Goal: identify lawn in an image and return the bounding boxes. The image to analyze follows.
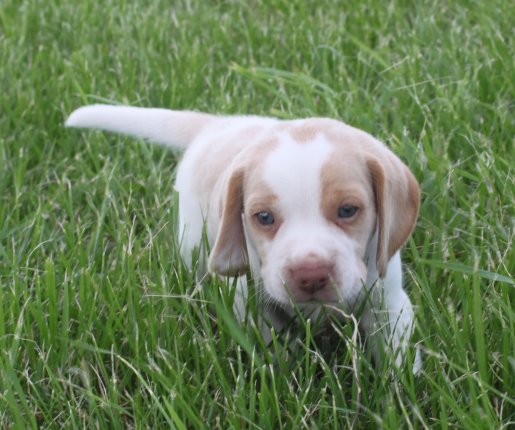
[0,0,513,428]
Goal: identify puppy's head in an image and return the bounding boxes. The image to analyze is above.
[209,120,419,308]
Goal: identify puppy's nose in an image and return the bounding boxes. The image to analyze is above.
[290,261,333,294]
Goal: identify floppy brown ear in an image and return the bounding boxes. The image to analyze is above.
[208,168,248,276]
[367,155,420,277]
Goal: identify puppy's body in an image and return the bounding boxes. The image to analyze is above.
[67,105,421,372]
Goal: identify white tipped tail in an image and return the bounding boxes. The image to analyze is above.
[65,104,213,148]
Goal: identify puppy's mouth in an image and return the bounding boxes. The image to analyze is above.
[292,293,341,304]
[283,280,341,304]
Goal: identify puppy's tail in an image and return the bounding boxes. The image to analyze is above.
[65,104,213,148]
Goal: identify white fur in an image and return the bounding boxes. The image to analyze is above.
[66,104,420,373]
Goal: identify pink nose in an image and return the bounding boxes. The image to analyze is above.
[289,260,334,294]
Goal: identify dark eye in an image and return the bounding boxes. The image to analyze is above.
[255,211,275,226]
[337,205,358,219]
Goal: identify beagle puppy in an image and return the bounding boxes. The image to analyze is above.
[66,105,421,372]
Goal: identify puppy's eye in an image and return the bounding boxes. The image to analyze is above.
[337,205,358,219]
[255,211,275,226]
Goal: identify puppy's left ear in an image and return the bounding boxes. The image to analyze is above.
[367,154,420,277]
[208,168,248,276]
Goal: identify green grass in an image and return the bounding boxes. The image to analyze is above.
[0,0,513,427]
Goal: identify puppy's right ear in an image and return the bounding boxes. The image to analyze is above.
[208,168,248,276]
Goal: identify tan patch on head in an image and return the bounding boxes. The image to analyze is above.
[286,119,342,143]
[320,152,377,256]
[289,123,321,142]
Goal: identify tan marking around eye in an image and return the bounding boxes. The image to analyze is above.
[320,152,377,257]
[245,181,282,242]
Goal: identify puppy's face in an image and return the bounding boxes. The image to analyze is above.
[209,122,419,309]
[243,136,376,306]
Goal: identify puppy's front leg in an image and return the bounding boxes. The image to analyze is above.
[233,276,273,344]
[383,283,419,372]
[361,252,420,373]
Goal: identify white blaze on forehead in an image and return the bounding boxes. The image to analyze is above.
[262,135,333,218]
